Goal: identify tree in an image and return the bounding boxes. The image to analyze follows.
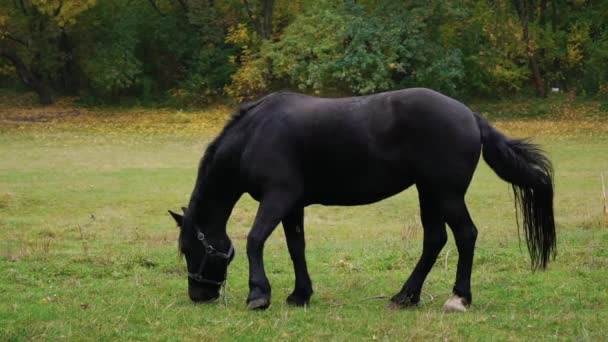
[241,0,274,40]
[511,0,546,97]
[0,0,95,104]
[227,1,465,99]
[2,0,608,104]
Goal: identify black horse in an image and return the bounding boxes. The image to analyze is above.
[169,88,555,312]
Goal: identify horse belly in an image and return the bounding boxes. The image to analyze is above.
[303,163,415,206]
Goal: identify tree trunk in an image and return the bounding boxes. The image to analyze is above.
[59,32,80,95]
[242,0,274,39]
[513,0,546,97]
[551,0,557,32]
[32,77,54,105]
[540,0,547,26]
[262,0,274,39]
[1,46,55,105]
[527,48,546,97]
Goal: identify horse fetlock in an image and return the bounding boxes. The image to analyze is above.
[452,287,472,305]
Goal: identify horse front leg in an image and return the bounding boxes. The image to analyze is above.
[282,207,313,306]
[246,190,298,310]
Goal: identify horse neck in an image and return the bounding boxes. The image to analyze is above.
[188,164,241,238]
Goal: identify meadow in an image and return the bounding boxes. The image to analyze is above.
[1,96,607,341]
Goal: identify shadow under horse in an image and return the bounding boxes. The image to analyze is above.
[169,88,555,312]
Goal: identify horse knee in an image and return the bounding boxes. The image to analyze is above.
[424,231,448,251]
[247,233,266,254]
[470,226,478,242]
[461,225,478,242]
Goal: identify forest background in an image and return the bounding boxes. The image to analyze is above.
[1,0,607,106]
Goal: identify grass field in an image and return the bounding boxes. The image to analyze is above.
[1,97,607,341]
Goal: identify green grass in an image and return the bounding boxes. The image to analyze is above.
[1,104,608,341]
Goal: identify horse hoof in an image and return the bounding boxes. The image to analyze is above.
[443,294,468,313]
[387,292,419,310]
[286,293,310,307]
[247,297,270,310]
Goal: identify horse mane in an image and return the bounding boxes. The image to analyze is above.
[192,93,280,200]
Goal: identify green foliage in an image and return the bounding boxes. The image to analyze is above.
[564,2,608,98]
[180,47,237,101]
[0,0,95,103]
[263,2,350,94]
[2,0,608,104]
[231,1,465,98]
[79,0,143,96]
[178,2,238,103]
[414,49,465,95]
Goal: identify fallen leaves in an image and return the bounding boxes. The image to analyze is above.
[495,119,608,139]
[0,100,233,138]
[0,95,606,139]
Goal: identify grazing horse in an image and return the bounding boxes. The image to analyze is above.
[169,88,555,312]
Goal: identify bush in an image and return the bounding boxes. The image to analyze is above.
[226,1,466,98]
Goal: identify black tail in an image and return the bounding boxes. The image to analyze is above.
[474,112,556,270]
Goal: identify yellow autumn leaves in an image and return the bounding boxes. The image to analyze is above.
[1,94,607,140]
[29,0,96,27]
[0,96,232,137]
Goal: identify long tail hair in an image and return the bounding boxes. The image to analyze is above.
[474,112,556,270]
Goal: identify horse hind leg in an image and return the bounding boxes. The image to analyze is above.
[389,187,447,309]
[441,196,478,313]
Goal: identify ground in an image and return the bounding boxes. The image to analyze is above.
[1,94,607,340]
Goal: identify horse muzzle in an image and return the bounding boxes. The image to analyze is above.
[189,285,220,303]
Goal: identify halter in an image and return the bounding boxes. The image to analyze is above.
[188,228,234,286]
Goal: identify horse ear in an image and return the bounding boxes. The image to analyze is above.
[168,210,183,227]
